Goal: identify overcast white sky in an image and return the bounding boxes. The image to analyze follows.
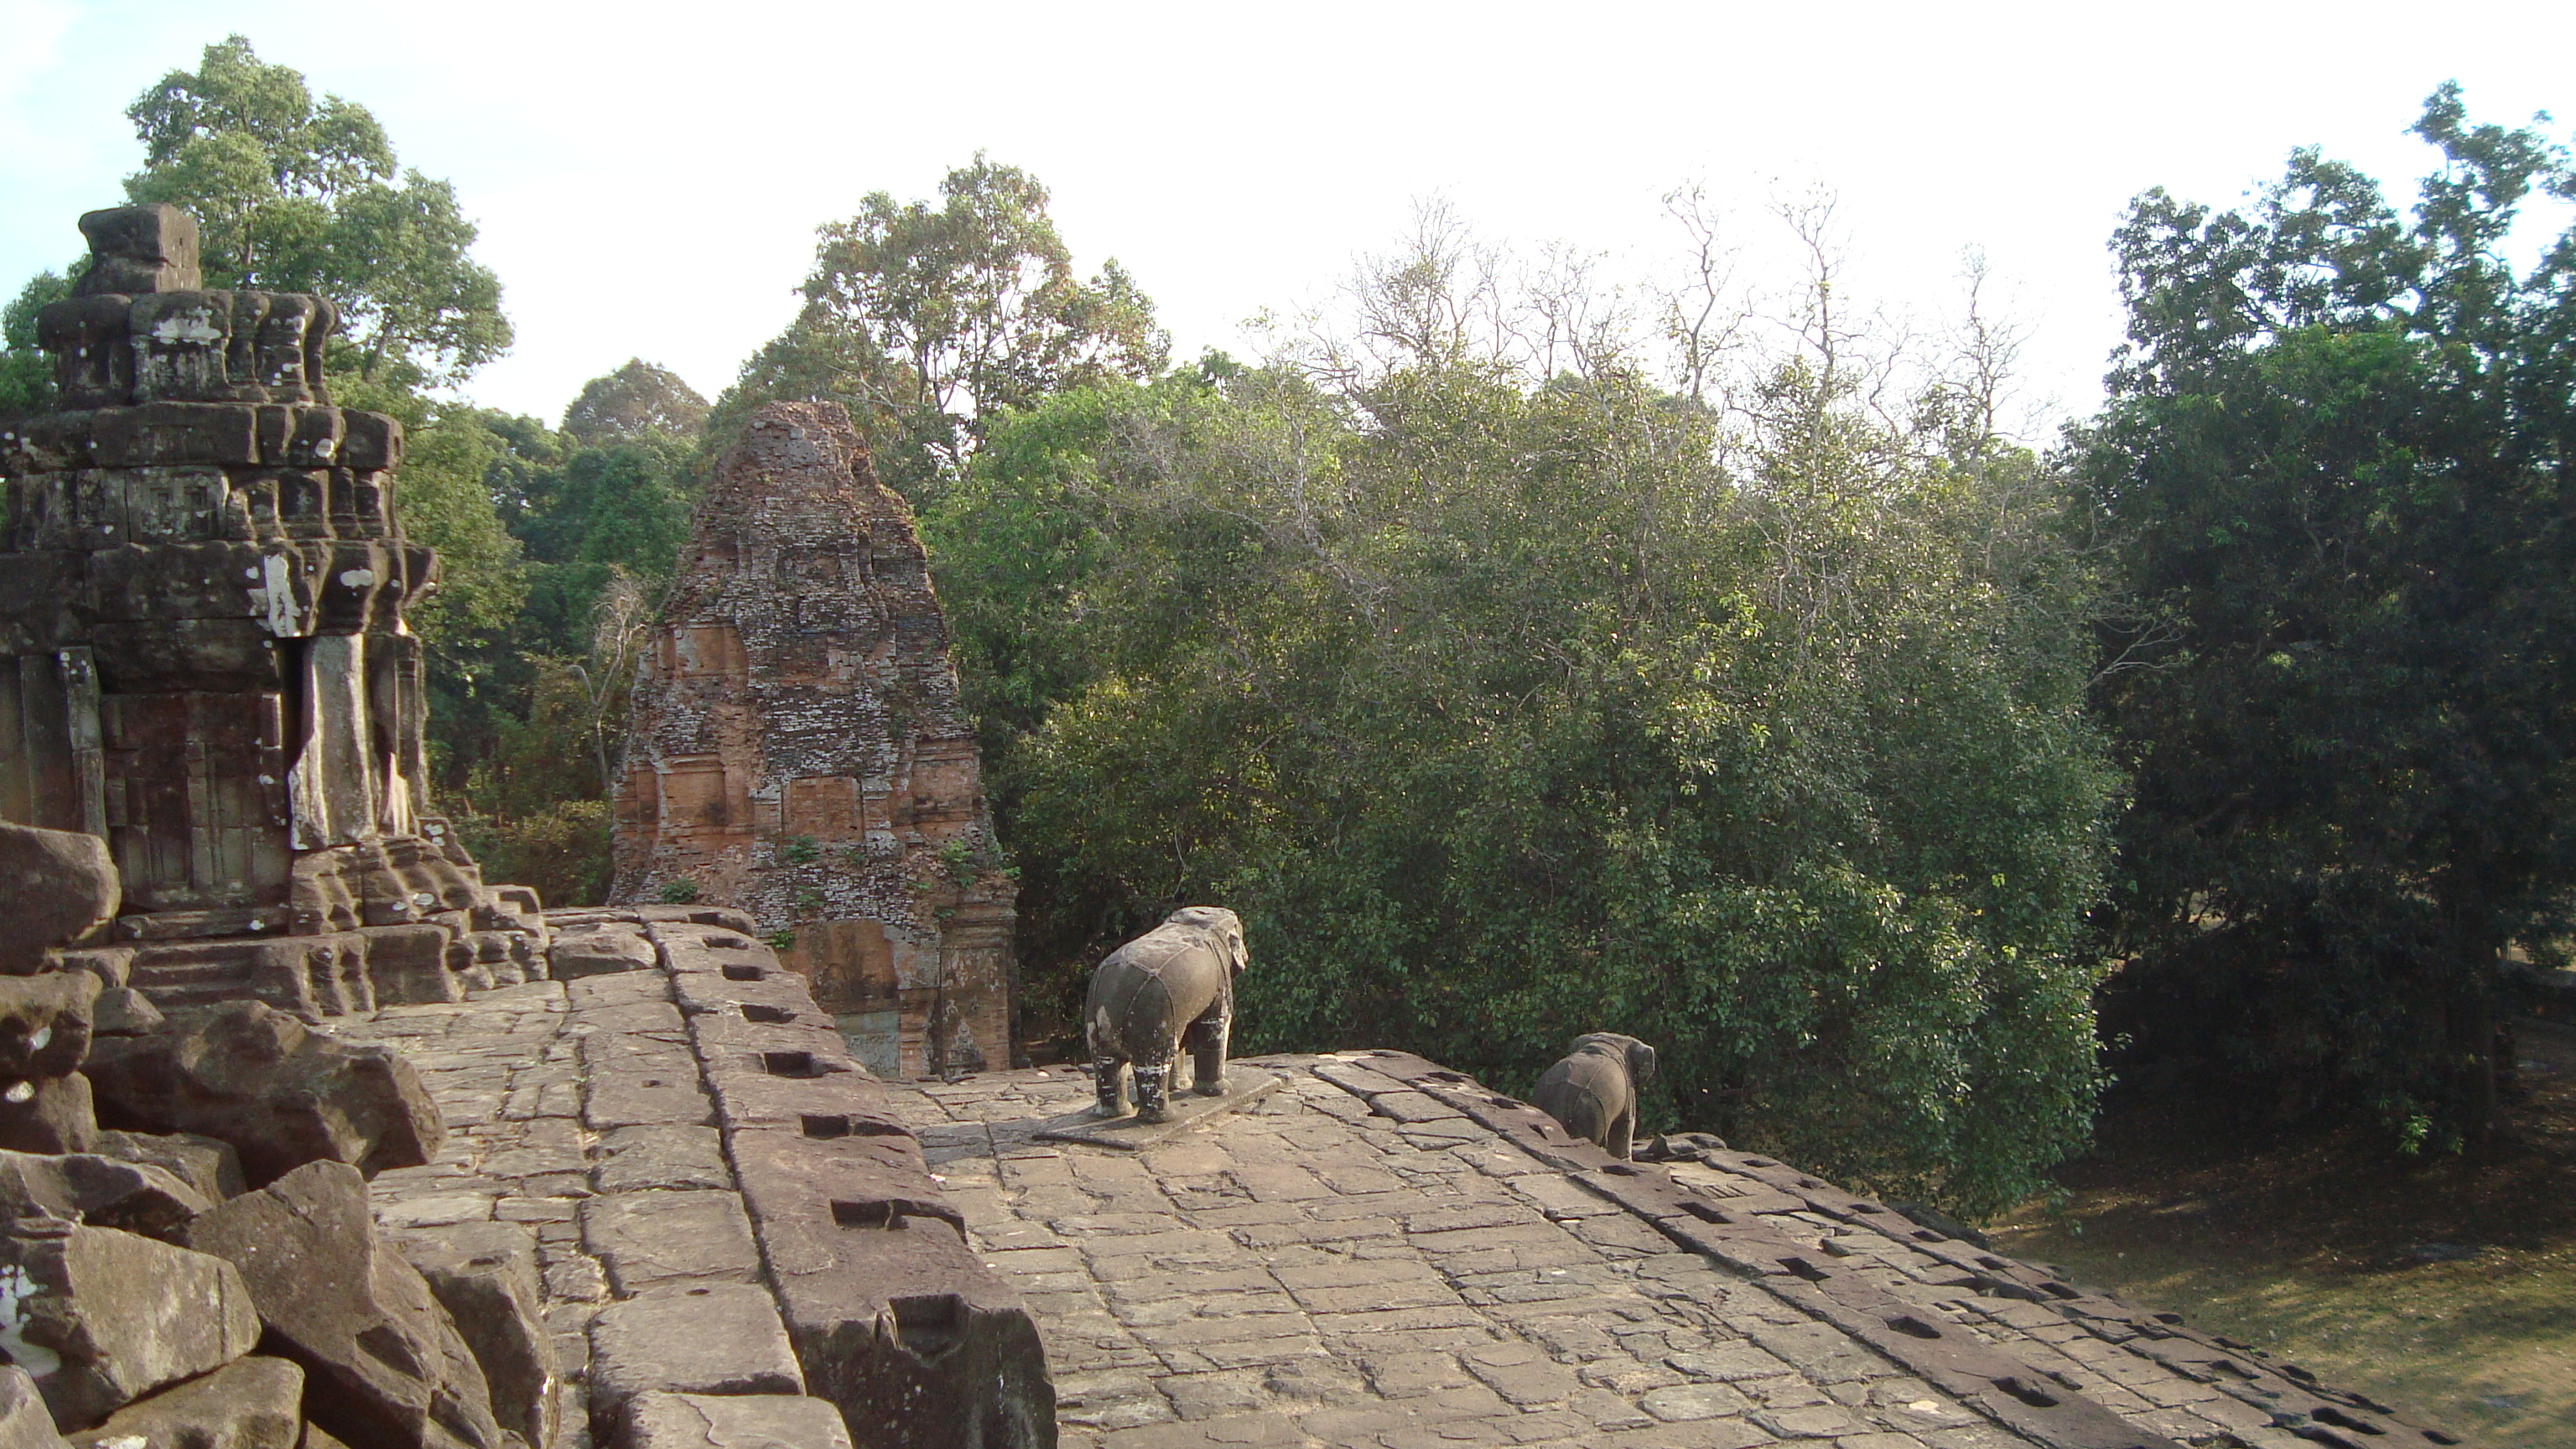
[6,0,2573,437]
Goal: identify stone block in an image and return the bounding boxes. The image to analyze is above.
[0,1219,262,1431]
[0,1151,208,1239]
[0,974,101,1078]
[61,1354,300,1449]
[0,1075,98,1156]
[588,1284,804,1431]
[0,824,119,972]
[620,1392,854,1449]
[549,927,657,979]
[589,1125,730,1194]
[183,1161,505,1449]
[0,1365,69,1449]
[727,1127,1053,1449]
[579,1191,761,1296]
[91,1130,244,1201]
[72,206,200,299]
[84,1000,443,1187]
[393,1221,557,1449]
[89,989,162,1039]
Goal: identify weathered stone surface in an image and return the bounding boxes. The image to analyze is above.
[0,1075,96,1156]
[589,1125,730,1194]
[0,974,98,1079]
[579,1190,760,1296]
[621,1391,854,1449]
[0,1150,208,1238]
[183,1161,505,1449]
[548,927,657,979]
[2,207,544,1025]
[87,989,162,1038]
[0,1365,69,1449]
[609,404,1016,1078]
[393,1222,557,1449]
[84,1000,442,1185]
[62,1355,301,1449]
[0,827,117,974]
[0,1220,261,1431]
[587,1284,804,1428]
[91,1130,243,1200]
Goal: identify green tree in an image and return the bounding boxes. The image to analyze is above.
[932,236,2116,1213]
[0,270,72,421]
[2080,85,2576,1146]
[715,154,1166,501]
[562,358,709,445]
[119,34,510,387]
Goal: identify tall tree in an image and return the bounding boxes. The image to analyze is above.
[2080,85,2576,1146]
[121,34,510,387]
[561,358,709,445]
[715,154,1166,501]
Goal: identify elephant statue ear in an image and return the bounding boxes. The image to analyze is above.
[1628,1039,1658,1088]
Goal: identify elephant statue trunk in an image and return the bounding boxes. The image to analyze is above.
[1532,1031,1657,1159]
[1085,906,1248,1123]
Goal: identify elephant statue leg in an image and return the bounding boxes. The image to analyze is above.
[1133,1064,1172,1123]
[1187,1013,1232,1096]
[1606,1106,1635,1161]
[1093,1057,1131,1119]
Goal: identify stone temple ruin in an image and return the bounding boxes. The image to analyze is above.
[610,402,1015,1082]
[0,205,2474,1449]
[1,202,548,1015]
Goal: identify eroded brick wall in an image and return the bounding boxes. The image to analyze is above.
[610,402,1015,1079]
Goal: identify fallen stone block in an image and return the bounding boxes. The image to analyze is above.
[0,825,118,974]
[84,1000,443,1186]
[87,989,162,1039]
[0,974,100,1078]
[0,1218,262,1431]
[184,1161,506,1449]
[621,1391,854,1449]
[0,1365,69,1449]
[579,1190,761,1296]
[393,1222,556,1449]
[61,1354,301,1449]
[0,1151,208,1239]
[92,1130,244,1201]
[0,1075,97,1156]
[587,1284,803,1432]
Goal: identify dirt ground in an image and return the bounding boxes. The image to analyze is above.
[1988,1019,2576,1448]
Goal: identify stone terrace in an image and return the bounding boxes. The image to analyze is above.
[326,913,2464,1449]
[894,1059,2464,1449]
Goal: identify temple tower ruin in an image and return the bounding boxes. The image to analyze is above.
[0,205,545,1011]
[610,401,1015,1078]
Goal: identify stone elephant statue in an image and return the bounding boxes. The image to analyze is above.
[1532,1032,1657,1160]
[1085,906,1247,1123]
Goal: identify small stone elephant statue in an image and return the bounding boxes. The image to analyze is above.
[1532,1032,1657,1159]
[1086,906,1247,1123]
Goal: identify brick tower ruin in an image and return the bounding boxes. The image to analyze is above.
[0,205,546,1012]
[610,401,1015,1078]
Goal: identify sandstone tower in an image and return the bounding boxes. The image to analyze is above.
[0,205,545,1011]
[610,402,1015,1078]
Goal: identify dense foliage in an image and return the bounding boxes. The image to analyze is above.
[927,243,2121,1213]
[2080,86,2576,1147]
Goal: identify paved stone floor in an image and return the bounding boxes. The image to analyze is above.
[315,951,2464,1449]
[891,1056,2462,1449]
